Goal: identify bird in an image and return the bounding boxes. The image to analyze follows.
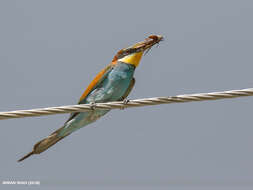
[18,35,163,162]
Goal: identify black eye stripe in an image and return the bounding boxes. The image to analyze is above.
[117,48,138,59]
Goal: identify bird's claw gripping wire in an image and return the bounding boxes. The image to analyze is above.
[120,99,130,110]
[89,102,96,110]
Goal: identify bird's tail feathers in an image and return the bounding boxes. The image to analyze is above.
[18,126,69,162]
[18,151,34,162]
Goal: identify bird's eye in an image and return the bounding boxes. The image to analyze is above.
[148,35,158,41]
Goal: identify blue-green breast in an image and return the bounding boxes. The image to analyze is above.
[58,62,135,136]
[86,62,135,103]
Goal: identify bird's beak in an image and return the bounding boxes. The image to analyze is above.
[130,35,164,53]
[117,35,163,67]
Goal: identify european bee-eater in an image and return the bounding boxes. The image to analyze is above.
[18,35,163,162]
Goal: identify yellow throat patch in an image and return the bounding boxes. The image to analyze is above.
[118,52,143,67]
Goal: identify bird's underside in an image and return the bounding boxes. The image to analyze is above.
[18,77,136,162]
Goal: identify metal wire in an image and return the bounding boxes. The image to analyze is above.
[0,88,252,120]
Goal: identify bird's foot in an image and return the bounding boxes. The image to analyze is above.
[89,102,96,110]
[120,99,130,110]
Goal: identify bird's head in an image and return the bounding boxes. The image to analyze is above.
[112,35,163,67]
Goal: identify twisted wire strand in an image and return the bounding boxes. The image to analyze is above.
[0,88,252,120]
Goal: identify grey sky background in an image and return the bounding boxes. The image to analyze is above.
[0,0,253,189]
